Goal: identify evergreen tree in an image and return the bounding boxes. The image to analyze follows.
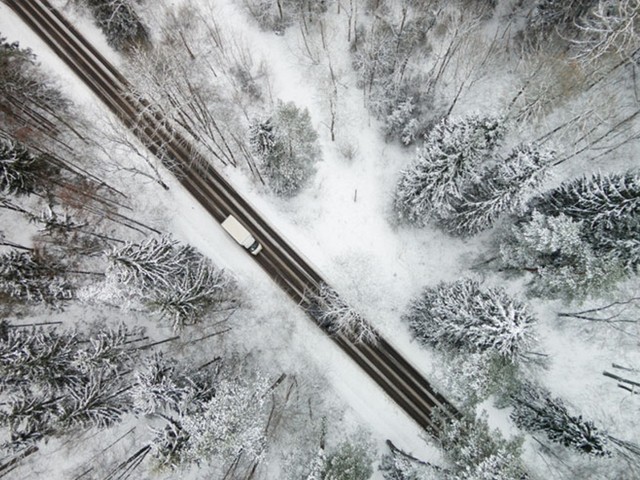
[526,171,640,270]
[57,368,130,430]
[147,258,236,330]
[323,441,374,480]
[250,101,321,197]
[394,115,505,226]
[0,36,70,127]
[405,279,536,360]
[500,211,627,300]
[0,391,59,451]
[510,383,611,457]
[106,235,198,291]
[0,324,136,451]
[442,143,553,236]
[379,442,435,480]
[0,250,74,307]
[81,0,150,52]
[73,323,134,376]
[0,139,53,196]
[152,377,269,471]
[304,447,327,480]
[0,326,80,392]
[131,352,189,415]
[434,412,526,480]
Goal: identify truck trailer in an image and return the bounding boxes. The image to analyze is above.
[221,215,263,255]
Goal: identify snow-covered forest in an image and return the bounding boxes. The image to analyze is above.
[1,0,639,479]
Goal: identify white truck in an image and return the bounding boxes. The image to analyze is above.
[221,215,263,255]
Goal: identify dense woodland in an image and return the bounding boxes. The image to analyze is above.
[1,0,640,479]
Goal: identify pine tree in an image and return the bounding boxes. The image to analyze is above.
[394,115,505,226]
[150,417,190,471]
[510,383,611,457]
[250,101,321,197]
[405,280,536,360]
[303,447,327,480]
[442,143,553,236]
[0,250,74,307]
[73,323,134,376]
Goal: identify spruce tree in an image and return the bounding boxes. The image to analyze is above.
[442,143,553,236]
[405,279,536,360]
[0,250,74,307]
[323,441,374,480]
[106,235,198,291]
[394,115,505,226]
[0,139,52,196]
[82,0,149,52]
[0,326,80,392]
[526,171,640,270]
[510,383,610,457]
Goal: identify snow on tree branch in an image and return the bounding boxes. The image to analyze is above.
[309,284,378,345]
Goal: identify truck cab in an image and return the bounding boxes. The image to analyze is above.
[221,215,263,255]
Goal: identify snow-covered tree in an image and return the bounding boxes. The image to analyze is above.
[150,417,190,471]
[500,211,627,300]
[323,440,374,480]
[131,353,190,415]
[405,279,536,360]
[379,440,439,480]
[310,284,378,344]
[441,143,553,236]
[304,447,327,480]
[57,368,130,430]
[80,0,149,52]
[574,0,640,65]
[152,376,269,471]
[73,323,134,376]
[0,326,80,392]
[394,115,505,226]
[0,391,59,451]
[0,324,139,451]
[106,235,197,291]
[434,411,526,480]
[147,259,237,330]
[510,383,611,457]
[250,101,321,197]
[0,139,53,196]
[527,171,640,270]
[526,0,596,40]
[242,0,329,34]
[104,236,236,328]
[0,36,70,128]
[0,250,74,307]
